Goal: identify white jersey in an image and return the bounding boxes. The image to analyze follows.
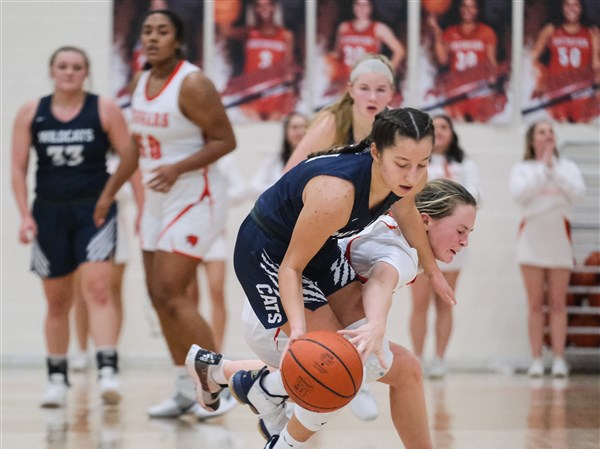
[130,60,208,184]
[338,214,420,291]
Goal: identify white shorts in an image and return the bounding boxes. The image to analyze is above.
[141,173,228,260]
[203,229,228,262]
[242,299,286,368]
[516,212,574,269]
[114,188,137,264]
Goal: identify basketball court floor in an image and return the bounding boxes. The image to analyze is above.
[2,367,598,449]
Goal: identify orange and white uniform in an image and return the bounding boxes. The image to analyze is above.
[442,23,504,121]
[545,26,597,122]
[242,26,294,118]
[509,157,585,269]
[130,60,228,259]
[337,21,381,74]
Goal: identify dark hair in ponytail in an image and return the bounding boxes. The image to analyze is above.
[308,107,434,159]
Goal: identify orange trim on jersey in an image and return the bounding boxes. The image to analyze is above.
[173,249,203,261]
[344,238,369,284]
[564,218,572,243]
[145,60,185,101]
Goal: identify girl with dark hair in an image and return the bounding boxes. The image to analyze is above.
[410,114,480,378]
[187,107,457,449]
[94,9,237,419]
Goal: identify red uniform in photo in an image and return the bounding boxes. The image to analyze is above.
[242,26,294,119]
[337,21,380,77]
[441,23,505,121]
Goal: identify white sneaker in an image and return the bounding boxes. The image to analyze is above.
[429,357,446,379]
[551,357,569,378]
[99,367,122,405]
[70,352,89,372]
[192,389,238,420]
[348,384,378,421]
[185,344,227,412]
[229,367,289,439]
[40,373,69,408]
[528,359,545,377]
[147,392,197,418]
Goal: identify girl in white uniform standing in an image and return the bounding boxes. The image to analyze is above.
[509,120,585,377]
[410,114,481,378]
[95,9,237,418]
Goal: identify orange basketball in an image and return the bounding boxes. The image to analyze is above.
[281,331,363,413]
[422,0,452,15]
[214,0,242,26]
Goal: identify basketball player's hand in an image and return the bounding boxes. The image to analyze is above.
[93,196,112,228]
[18,215,37,244]
[340,323,388,369]
[148,165,179,193]
[279,328,305,370]
[429,270,456,306]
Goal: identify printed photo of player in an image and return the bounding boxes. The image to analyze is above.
[214,0,306,123]
[315,0,407,110]
[419,0,512,124]
[522,0,600,124]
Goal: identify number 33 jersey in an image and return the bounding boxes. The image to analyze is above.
[31,93,110,201]
[130,60,206,184]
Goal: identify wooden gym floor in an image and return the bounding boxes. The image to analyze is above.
[1,367,598,449]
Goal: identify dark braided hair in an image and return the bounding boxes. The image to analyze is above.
[308,107,434,159]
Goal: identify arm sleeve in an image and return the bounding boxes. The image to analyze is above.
[550,158,586,203]
[509,161,550,205]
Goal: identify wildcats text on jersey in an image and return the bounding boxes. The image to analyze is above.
[37,129,94,144]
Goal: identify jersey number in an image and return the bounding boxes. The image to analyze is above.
[46,145,84,166]
[342,45,367,68]
[134,133,162,159]
[455,51,478,71]
[557,46,581,68]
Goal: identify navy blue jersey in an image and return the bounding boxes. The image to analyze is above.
[31,94,111,201]
[253,150,400,243]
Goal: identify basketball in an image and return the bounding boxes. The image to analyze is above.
[422,0,452,15]
[281,331,363,413]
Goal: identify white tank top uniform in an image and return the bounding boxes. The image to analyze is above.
[509,156,585,269]
[427,153,481,271]
[130,61,228,259]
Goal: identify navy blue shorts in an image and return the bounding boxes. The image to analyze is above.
[233,216,357,329]
[31,197,117,278]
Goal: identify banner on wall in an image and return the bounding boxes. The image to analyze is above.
[112,0,205,109]
[522,0,600,124]
[418,0,512,124]
[213,0,306,123]
[315,0,407,110]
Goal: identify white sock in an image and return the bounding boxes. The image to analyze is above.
[274,427,306,449]
[262,370,288,396]
[175,366,195,400]
[211,361,228,386]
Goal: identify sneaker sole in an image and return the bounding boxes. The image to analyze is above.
[228,372,273,440]
[185,344,220,412]
[147,402,195,418]
[193,395,237,421]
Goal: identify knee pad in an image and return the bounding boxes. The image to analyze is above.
[294,405,341,432]
[344,319,393,383]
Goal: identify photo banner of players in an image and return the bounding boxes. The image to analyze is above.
[214,0,306,123]
[111,0,205,110]
[522,0,600,124]
[315,0,407,110]
[419,0,513,124]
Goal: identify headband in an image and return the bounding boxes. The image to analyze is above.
[349,58,395,84]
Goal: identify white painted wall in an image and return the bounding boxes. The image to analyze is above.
[1,1,598,370]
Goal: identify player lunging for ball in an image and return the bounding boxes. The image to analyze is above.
[186,177,476,449]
